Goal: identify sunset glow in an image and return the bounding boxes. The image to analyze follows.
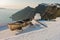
[0,0,60,9]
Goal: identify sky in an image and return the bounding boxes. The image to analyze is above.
[0,0,60,9]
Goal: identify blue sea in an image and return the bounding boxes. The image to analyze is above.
[0,8,19,26]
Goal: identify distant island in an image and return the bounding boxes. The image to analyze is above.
[0,8,6,9]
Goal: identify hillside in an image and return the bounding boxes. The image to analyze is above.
[0,17,60,40]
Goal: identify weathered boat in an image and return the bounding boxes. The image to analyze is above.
[8,20,32,31]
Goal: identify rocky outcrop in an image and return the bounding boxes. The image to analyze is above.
[11,3,60,21]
